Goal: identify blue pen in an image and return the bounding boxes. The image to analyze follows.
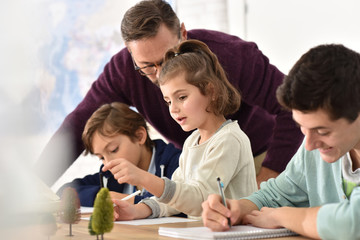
[217,177,231,227]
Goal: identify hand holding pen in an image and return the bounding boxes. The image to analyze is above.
[113,190,142,206]
[217,177,231,228]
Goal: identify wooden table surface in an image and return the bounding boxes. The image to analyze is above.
[49,214,312,240]
[4,214,312,240]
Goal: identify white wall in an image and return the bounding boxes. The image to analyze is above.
[178,0,360,74]
[230,0,360,73]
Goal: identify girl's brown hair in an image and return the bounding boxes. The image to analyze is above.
[159,39,241,116]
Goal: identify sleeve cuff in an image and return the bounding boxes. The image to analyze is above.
[155,177,176,204]
[139,198,160,219]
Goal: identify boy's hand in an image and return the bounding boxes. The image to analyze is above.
[109,191,135,204]
[113,201,152,221]
[102,158,145,186]
[112,199,137,221]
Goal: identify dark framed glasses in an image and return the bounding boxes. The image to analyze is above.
[131,54,163,76]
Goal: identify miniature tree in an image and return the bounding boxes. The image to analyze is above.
[92,188,114,240]
[88,215,99,240]
[60,187,81,236]
[41,213,57,240]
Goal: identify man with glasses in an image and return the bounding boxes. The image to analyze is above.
[36,0,303,188]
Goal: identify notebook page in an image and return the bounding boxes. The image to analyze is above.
[159,225,297,240]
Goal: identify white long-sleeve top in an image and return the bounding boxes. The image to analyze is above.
[141,121,257,218]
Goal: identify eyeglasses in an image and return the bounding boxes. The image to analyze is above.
[131,54,163,76]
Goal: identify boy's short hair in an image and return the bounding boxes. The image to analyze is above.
[121,0,180,42]
[277,44,360,122]
[82,102,153,155]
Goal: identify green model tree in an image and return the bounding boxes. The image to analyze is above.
[92,188,114,240]
[59,187,81,236]
[88,215,99,240]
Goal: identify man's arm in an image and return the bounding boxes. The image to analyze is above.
[35,121,84,186]
[34,49,132,186]
[239,46,303,177]
[256,167,279,188]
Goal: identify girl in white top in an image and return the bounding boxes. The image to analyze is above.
[104,39,257,220]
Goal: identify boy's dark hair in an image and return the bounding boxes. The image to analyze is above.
[82,102,153,155]
[277,44,360,122]
[159,39,241,116]
[121,0,180,42]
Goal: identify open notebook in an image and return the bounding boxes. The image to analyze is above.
[158,225,298,240]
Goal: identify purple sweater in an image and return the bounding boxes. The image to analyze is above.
[36,29,303,185]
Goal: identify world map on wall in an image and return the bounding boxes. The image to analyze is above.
[37,0,127,134]
[0,0,176,165]
[5,0,175,139]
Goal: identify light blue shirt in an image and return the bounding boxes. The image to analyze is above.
[245,140,360,240]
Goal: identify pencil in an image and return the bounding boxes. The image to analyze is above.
[121,189,142,201]
[113,190,142,207]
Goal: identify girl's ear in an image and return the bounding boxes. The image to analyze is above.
[135,126,147,145]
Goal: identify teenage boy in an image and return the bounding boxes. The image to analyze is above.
[201,44,360,239]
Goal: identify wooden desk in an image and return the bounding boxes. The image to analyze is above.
[48,215,311,240]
